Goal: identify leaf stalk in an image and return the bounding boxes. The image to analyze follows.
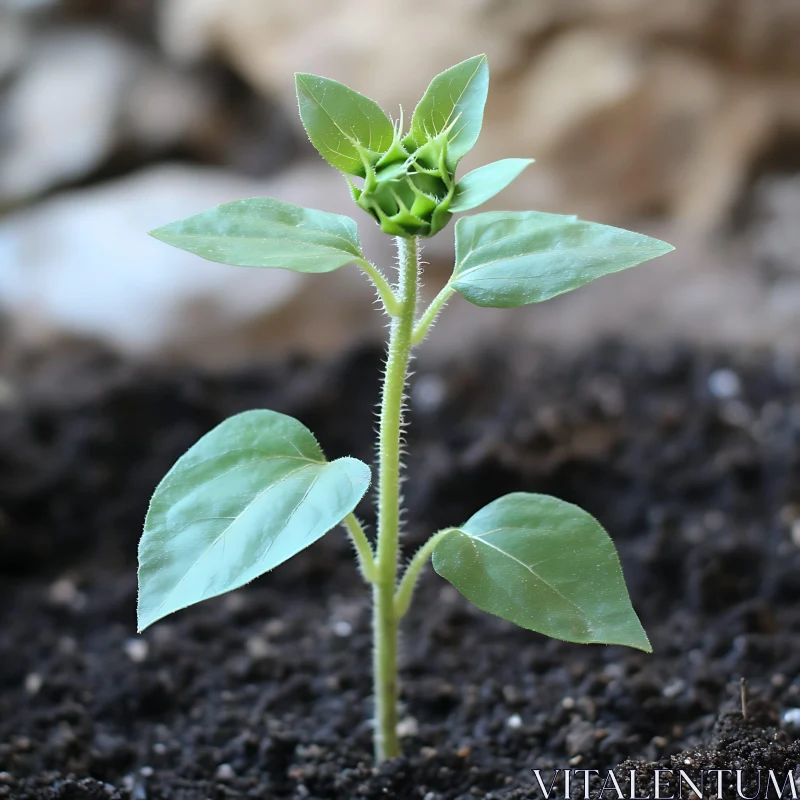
[394,528,455,618]
[343,513,377,582]
[412,284,455,344]
[357,258,400,316]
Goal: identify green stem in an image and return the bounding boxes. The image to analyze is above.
[411,283,454,344]
[372,235,419,763]
[357,258,400,317]
[394,529,455,619]
[343,513,377,583]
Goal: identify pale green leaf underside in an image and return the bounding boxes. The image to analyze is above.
[138,410,371,631]
[296,73,395,177]
[451,211,674,308]
[149,197,364,274]
[409,54,489,168]
[432,493,651,651]
[450,158,534,213]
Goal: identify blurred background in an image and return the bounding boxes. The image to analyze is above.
[1,0,800,366]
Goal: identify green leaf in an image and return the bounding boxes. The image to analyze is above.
[149,197,365,274]
[432,493,651,651]
[296,73,395,177]
[451,211,674,308]
[408,54,489,169]
[138,410,371,631]
[450,158,534,213]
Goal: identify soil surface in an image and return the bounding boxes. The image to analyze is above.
[1,342,799,799]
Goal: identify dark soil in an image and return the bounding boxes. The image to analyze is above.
[1,342,799,799]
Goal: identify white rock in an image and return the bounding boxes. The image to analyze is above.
[124,639,149,663]
[0,26,219,204]
[0,29,137,202]
[0,163,389,358]
[708,368,741,399]
[24,673,42,695]
[332,620,352,638]
[396,716,419,738]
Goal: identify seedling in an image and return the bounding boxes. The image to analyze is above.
[138,55,672,763]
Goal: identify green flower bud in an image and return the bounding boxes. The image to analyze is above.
[347,123,456,238]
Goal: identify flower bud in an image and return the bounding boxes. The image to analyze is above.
[348,125,456,238]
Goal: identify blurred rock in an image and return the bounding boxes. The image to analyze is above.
[0,164,389,361]
[158,0,542,108]
[0,26,219,205]
[0,9,28,80]
[0,28,132,202]
[750,173,800,277]
[158,0,800,229]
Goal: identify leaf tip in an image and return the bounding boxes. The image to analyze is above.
[147,226,170,243]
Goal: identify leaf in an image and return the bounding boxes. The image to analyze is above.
[451,211,674,308]
[149,197,365,274]
[450,158,534,213]
[138,410,371,631]
[296,73,396,176]
[408,54,489,169]
[432,493,651,651]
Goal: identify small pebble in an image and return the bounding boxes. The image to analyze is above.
[332,620,352,638]
[662,678,685,698]
[562,697,576,710]
[708,368,741,399]
[792,520,800,548]
[396,716,419,738]
[139,766,154,777]
[505,713,523,729]
[215,763,235,780]
[58,636,78,655]
[245,636,272,660]
[224,592,246,612]
[719,400,751,427]
[24,673,42,695]
[124,639,149,663]
[48,577,85,609]
[781,708,800,730]
[265,619,285,636]
[412,374,446,412]
[153,742,167,755]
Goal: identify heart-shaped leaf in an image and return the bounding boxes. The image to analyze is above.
[450,158,534,213]
[149,197,365,274]
[432,493,651,651]
[451,211,674,308]
[138,410,371,631]
[296,73,396,177]
[408,54,489,169]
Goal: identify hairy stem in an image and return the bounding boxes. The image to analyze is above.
[372,235,419,763]
[394,529,455,619]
